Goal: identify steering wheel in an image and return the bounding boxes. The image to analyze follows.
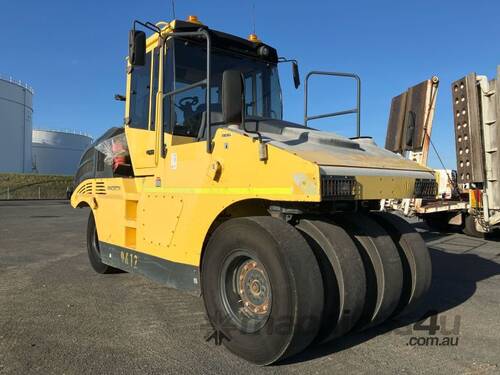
[177,96,199,109]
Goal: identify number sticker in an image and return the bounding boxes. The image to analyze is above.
[120,251,138,268]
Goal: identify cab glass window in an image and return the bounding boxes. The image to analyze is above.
[129,52,152,129]
[163,39,282,139]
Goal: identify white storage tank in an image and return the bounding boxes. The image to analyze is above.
[32,129,92,175]
[0,76,33,173]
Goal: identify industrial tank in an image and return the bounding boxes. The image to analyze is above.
[0,76,33,173]
[32,129,92,175]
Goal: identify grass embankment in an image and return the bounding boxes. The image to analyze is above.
[0,173,73,200]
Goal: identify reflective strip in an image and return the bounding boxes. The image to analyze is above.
[143,187,294,195]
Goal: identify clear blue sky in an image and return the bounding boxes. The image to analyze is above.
[2,0,499,169]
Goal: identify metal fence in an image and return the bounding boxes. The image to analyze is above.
[0,185,69,200]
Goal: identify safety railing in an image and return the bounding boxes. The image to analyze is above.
[304,71,361,137]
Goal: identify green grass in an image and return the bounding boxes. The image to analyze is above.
[0,173,73,200]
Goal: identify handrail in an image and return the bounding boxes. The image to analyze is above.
[304,71,361,137]
[164,79,207,98]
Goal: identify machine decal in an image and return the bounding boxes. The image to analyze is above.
[143,187,294,195]
[100,241,200,295]
[171,152,177,170]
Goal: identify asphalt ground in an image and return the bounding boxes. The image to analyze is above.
[0,201,499,374]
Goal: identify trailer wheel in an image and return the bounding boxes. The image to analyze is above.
[336,213,403,330]
[201,217,324,365]
[372,212,432,317]
[463,214,485,238]
[87,212,122,274]
[296,219,366,343]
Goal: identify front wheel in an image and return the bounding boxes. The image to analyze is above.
[201,217,324,365]
[86,212,122,274]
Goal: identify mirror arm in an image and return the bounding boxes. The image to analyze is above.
[278,57,300,88]
[278,57,298,64]
[133,20,162,36]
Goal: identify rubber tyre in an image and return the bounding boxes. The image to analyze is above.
[372,212,432,318]
[335,213,403,330]
[87,212,122,274]
[423,212,453,232]
[296,219,366,343]
[201,217,324,365]
[463,214,485,238]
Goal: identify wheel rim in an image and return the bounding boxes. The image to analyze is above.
[220,251,272,333]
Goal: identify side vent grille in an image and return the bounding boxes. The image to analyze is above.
[75,181,106,196]
[414,179,438,199]
[95,181,106,195]
[77,182,93,195]
[321,176,357,200]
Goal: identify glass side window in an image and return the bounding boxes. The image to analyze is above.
[74,148,95,184]
[129,52,152,129]
[163,39,283,139]
[244,70,281,119]
[163,40,209,138]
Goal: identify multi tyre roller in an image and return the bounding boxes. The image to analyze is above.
[200,212,432,365]
[69,14,444,368]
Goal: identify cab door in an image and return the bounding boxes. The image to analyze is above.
[125,47,160,176]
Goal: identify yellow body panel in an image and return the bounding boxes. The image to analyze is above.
[124,127,157,172]
[72,127,432,267]
[72,128,322,266]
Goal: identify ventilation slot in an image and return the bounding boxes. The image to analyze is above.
[95,182,106,195]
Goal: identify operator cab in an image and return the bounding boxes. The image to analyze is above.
[125,20,284,163]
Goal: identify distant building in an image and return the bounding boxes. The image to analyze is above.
[32,129,92,175]
[0,74,93,176]
[0,76,33,173]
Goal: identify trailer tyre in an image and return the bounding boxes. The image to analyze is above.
[372,212,432,317]
[201,217,324,365]
[423,212,453,233]
[463,214,485,238]
[86,212,122,274]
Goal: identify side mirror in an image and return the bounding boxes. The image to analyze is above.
[292,61,300,88]
[128,30,146,66]
[222,70,244,124]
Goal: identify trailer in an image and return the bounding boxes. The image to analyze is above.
[384,67,500,237]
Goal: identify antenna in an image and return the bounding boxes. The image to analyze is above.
[171,0,176,19]
[252,3,256,35]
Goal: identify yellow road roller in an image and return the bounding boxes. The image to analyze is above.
[71,16,434,365]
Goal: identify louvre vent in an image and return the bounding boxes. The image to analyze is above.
[95,181,106,195]
[414,179,438,199]
[321,175,357,200]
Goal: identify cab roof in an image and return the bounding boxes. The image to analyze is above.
[143,19,278,63]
